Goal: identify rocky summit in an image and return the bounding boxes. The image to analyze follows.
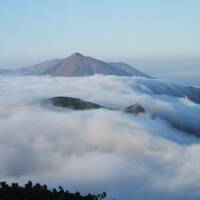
[124,103,146,115]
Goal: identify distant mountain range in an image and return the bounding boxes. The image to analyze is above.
[0,53,150,78]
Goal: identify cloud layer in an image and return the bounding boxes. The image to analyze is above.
[0,75,200,200]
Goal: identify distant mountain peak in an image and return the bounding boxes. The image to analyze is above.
[70,52,84,57]
[13,53,151,78]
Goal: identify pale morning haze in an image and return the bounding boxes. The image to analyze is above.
[0,1,200,200]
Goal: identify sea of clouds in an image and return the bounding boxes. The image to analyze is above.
[0,75,200,200]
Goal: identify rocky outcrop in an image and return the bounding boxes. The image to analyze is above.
[43,96,146,115]
[43,96,103,110]
[124,103,146,115]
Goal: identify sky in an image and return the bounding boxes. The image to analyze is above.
[0,0,200,83]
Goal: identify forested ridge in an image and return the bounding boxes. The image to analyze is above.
[0,181,106,200]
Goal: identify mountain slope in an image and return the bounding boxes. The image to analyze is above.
[20,59,64,75]
[109,62,151,78]
[18,53,150,77]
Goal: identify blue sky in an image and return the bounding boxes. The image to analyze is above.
[0,0,200,69]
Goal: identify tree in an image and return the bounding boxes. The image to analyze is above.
[25,181,33,190]
[0,181,106,200]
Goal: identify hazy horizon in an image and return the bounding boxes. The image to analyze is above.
[1,53,200,86]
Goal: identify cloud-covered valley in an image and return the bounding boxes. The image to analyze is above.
[0,75,200,200]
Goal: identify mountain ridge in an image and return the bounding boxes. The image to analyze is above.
[0,53,150,78]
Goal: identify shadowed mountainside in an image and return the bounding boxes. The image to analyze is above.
[43,96,104,110]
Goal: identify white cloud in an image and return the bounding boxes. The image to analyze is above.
[0,75,200,199]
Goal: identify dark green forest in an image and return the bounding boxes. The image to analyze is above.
[0,181,106,200]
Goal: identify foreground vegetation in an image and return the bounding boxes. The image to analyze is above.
[0,181,106,200]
